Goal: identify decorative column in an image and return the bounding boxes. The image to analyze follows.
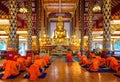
[36,0,40,52]
[27,0,33,58]
[41,1,44,36]
[16,34,19,51]
[80,0,85,55]
[103,0,111,55]
[70,18,73,38]
[76,7,80,39]
[8,0,17,50]
[7,0,18,59]
[88,0,93,53]
[47,18,50,36]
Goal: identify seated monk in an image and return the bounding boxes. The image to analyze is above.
[89,52,95,59]
[17,57,26,71]
[34,59,43,69]
[41,57,47,67]
[76,54,81,59]
[2,60,19,80]
[42,56,50,65]
[46,55,51,63]
[106,57,119,71]
[25,57,32,67]
[95,56,106,66]
[34,55,40,60]
[28,63,41,80]
[66,53,73,62]
[88,57,99,71]
[79,55,89,66]
[99,58,106,66]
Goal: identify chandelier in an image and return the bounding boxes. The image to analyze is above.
[19,2,27,13]
[19,7,27,13]
[93,1,101,12]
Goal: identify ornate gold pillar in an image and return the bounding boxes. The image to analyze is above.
[70,18,73,38]
[47,18,50,36]
[36,0,40,52]
[41,1,45,36]
[16,34,19,51]
[80,0,85,55]
[8,0,17,50]
[88,0,93,52]
[76,6,80,39]
[27,0,32,50]
[26,0,33,61]
[103,0,111,55]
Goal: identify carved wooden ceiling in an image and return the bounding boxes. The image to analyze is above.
[0,0,120,31]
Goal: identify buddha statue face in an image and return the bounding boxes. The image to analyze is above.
[58,15,62,22]
[57,21,64,29]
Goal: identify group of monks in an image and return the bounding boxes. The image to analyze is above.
[76,53,120,72]
[1,54,51,80]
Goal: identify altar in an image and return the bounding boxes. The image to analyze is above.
[51,45,68,56]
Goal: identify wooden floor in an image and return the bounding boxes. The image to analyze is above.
[0,57,120,82]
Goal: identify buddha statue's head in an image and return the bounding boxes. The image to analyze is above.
[58,15,62,22]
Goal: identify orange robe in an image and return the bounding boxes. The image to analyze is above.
[34,55,39,60]
[66,53,72,62]
[28,63,41,80]
[89,58,99,71]
[34,59,43,68]
[89,53,95,59]
[95,56,106,66]
[80,56,89,66]
[42,56,49,65]
[106,57,119,71]
[2,60,19,80]
[76,54,81,59]
[17,57,26,71]
[25,57,32,67]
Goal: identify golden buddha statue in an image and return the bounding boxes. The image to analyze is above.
[53,15,67,44]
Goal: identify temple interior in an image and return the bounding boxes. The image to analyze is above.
[0,0,120,82]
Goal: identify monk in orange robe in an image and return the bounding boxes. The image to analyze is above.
[79,55,90,66]
[66,53,73,62]
[17,57,26,71]
[42,56,49,65]
[2,60,19,80]
[99,58,106,66]
[25,57,32,67]
[95,56,106,66]
[106,57,119,71]
[88,57,99,71]
[46,55,51,63]
[76,54,81,59]
[34,59,43,68]
[34,55,40,60]
[28,63,41,80]
[89,53,95,59]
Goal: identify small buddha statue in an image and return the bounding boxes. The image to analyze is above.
[53,16,67,44]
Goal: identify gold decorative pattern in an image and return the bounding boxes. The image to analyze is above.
[88,0,93,52]
[8,0,17,50]
[80,0,85,55]
[27,0,32,50]
[103,0,111,51]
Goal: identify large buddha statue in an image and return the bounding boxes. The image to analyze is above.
[53,15,67,44]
